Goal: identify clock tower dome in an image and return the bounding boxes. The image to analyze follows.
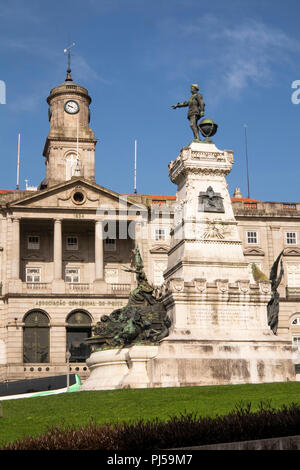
[43,66,97,188]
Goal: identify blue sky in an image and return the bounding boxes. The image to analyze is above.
[0,0,300,201]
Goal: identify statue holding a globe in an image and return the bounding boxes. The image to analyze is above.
[172,84,218,142]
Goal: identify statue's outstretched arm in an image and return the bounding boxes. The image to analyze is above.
[122,266,136,273]
[172,101,189,109]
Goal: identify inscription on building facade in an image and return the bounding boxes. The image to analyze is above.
[34,299,125,308]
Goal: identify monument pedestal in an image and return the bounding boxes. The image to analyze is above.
[150,140,298,386]
[82,140,298,390]
[80,346,159,391]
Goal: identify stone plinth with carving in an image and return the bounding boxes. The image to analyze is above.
[147,141,298,386]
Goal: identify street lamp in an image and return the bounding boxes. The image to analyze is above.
[66,350,71,392]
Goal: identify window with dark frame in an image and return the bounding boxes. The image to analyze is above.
[66,311,92,363]
[66,236,78,250]
[247,231,258,244]
[286,232,297,245]
[28,235,40,250]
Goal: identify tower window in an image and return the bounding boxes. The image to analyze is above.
[65,153,78,181]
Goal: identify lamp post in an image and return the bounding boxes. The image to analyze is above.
[66,350,71,392]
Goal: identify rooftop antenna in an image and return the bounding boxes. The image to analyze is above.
[134,139,137,194]
[244,124,250,199]
[64,42,75,81]
[16,133,20,190]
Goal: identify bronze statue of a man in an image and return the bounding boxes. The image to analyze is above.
[172,84,205,141]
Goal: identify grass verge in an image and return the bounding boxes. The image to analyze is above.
[1,381,300,447]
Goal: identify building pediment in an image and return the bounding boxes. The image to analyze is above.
[243,247,265,256]
[283,247,300,256]
[7,178,143,213]
[149,244,169,254]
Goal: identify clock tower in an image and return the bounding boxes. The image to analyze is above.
[43,65,97,188]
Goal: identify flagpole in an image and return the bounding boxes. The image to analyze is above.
[134,139,137,194]
[16,133,20,190]
[244,124,250,199]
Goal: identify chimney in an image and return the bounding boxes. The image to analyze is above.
[233,187,243,198]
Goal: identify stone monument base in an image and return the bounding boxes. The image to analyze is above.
[80,336,298,391]
[80,345,159,391]
[148,335,297,387]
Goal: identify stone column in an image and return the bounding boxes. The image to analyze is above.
[53,219,62,280]
[11,218,20,279]
[95,220,104,280]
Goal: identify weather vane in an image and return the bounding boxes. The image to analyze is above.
[64,42,75,80]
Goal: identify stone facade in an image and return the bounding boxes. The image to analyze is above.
[0,74,300,385]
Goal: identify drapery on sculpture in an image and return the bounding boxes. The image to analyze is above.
[86,245,171,350]
[252,250,284,335]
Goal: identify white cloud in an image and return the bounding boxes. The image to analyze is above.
[149,16,299,101]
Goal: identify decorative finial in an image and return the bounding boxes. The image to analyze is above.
[63,42,75,81]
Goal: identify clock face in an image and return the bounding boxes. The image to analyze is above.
[64,100,79,114]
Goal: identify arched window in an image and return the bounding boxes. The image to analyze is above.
[23,310,50,363]
[65,153,79,180]
[66,311,92,363]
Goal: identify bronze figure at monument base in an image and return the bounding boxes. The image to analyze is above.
[86,245,171,350]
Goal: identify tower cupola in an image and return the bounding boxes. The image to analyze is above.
[42,50,97,188]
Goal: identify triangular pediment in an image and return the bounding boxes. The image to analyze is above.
[64,254,82,261]
[283,247,300,256]
[8,178,143,212]
[243,247,265,256]
[149,244,169,254]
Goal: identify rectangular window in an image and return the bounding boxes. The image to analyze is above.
[66,236,78,250]
[104,268,119,284]
[26,267,41,283]
[286,232,297,245]
[155,228,166,241]
[28,235,40,250]
[293,337,300,349]
[283,203,296,210]
[104,239,116,252]
[247,231,258,244]
[287,263,300,287]
[65,268,80,283]
[244,203,257,210]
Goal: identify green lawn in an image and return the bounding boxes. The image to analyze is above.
[1,381,300,447]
